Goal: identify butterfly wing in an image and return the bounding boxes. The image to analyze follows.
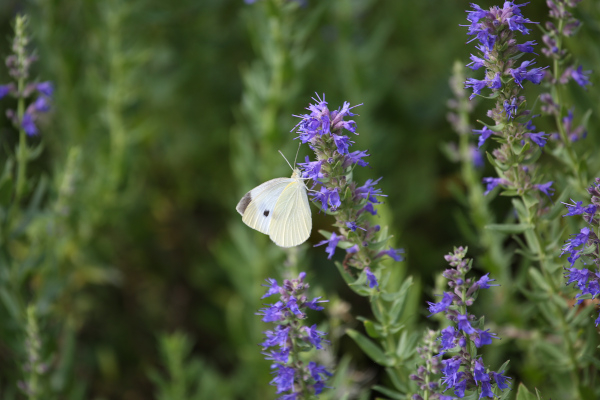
[237,178,292,235]
[269,179,311,247]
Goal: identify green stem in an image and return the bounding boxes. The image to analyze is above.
[518,204,581,397]
[15,101,27,203]
[14,54,27,203]
[290,323,309,399]
[551,18,585,192]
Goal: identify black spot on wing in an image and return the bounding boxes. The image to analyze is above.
[236,192,252,215]
[263,210,270,217]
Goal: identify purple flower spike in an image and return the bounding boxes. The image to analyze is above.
[262,278,281,298]
[299,156,324,182]
[562,199,585,216]
[507,14,535,34]
[36,81,54,97]
[0,84,12,99]
[364,267,378,289]
[473,359,490,384]
[332,133,353,155]
[474,329,498,348]
[516,40,538,54]
[313,187,341,211]
[315,232,342,259]
[510,60,548,87]
[31,96,51,113]
[440,326,458,352]
[571,65,592,88]
[476,273,499,289]
[346,149,370,167]
[492,371,512,390]
[467,54,486,70]
[471,146,484,168]
[561,227,591,266]
[427,292,453,316]
[378,246,405,262]
[528,131,548,147]
[473,126,493,148]
[346,244,359,254]
[534,181,555,198]
[271,365,295,393]
[304,324,328,349]
[482,177,503,195]
[259,272,331,398]
[21,112,38,136]
[487,72,502,89]
[503,98,518,119]
[456,313,476,334]
[465,77,488,99]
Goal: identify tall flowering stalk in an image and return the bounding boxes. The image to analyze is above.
[463,2,596,397]
[0,15,55,396]
[464,2,552,199]
[18,306,48,400]
[562,178,600,323]
[293,94,404,285]
[411,247,510,399]
[0,15,52,203]
[539,0,591,192]
[258,272,332,399]
[293,95,418,398]
[217,0,318,397]
[446,61,511,280]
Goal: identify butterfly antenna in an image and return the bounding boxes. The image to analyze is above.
[278,150,294,171]
[293,142,301,168]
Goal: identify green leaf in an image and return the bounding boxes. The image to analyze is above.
[486,151,510,171]
[511,198,529,219]
[336,240,356,250]
[385,367,409,393]
[0,159,14,207]
[0,288,21,320]
[367,235,392,252]
[334,261,357,287]
[528,268,551,292]
[478,120,505,132]
[521,193,539,210]
[396,331,419,359]
[28,142,45,160]
[370,295,386,325]
[372,385,406,400]
[581,108,592,128]
[512,140,530,155]
[515,383,537,400]
[521,146,542,165]
[362,319,381,339]
[388,277,413,325]
[484,223,534,234]
[346,329,390,366]
[499,189,519,196]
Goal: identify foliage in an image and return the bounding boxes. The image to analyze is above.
[0,0,598,399]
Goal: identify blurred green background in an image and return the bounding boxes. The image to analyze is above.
[0,0,599,399]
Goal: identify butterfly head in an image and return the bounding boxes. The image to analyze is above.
[291,168,303,179]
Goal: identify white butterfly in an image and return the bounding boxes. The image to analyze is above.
[236,167,311,248]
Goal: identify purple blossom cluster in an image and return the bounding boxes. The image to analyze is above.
[413,247,511,398]
[539,0,591,145]
[0,15,53,136]
[410,329,446,400]
[463,3,555,200]
[542,0,590,88]
[258,273,332,399]
[292,95,404,287]
[562,178,600,325]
